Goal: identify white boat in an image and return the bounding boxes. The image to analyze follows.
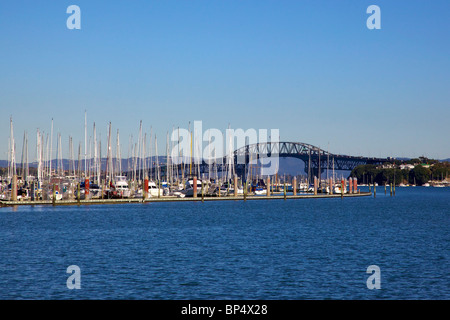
[147,181,164,197]
[114,176,131,198]
[298,182,308,192]
[89,183,102,198]
[182,179,204,197]
[48,190,63,201]
[253,187,267,195]
[423,183,430,187]
[333,185,347,194]
[228,186,244,195]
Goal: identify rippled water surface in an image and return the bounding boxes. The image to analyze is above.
[0,187,448,299]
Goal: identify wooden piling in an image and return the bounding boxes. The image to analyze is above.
[11,175,17,201]
[158,180,161,198]
[31,181,35,201]
[85,178,89,199]
[267,176,270,197]
[52,184,56,206]
[349,177,353,194]
[144,177,149,200]
[244,181,247,201]
[193,176,197,198]
[234,175,238,197]
[201,180,204,202]
[293,177,297,196]
[218,179,221,198]
[314,176,318,195]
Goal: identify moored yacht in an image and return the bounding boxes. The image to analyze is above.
[114,176,131,198]
[182,179,203,197]
[147,180,165,197]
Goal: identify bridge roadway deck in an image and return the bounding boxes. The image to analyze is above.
[1,192,371,207]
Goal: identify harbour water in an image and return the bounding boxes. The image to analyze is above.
[0,187,448,300]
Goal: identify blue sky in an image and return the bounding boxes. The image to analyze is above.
[1,0,449,161]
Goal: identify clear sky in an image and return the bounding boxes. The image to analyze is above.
[1,0,449,161]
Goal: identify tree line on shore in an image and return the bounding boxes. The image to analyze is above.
[349,158,450,186]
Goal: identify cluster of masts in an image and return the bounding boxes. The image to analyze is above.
[2,114,354,202]
[4,114,216,184]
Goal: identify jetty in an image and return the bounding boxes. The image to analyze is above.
[0,191,371,207]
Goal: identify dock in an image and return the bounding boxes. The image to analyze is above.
[0,192,372,207]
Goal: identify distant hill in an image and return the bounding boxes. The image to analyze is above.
[1,156,448,176]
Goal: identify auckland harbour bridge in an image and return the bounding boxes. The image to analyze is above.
[156,141,390,179]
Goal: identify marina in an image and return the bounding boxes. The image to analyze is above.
[2,116,384,207]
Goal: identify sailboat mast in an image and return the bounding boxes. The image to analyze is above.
[155,135,159,182]
[84,111,87,178]
[116,129,121,176]
[36,129,42,181]
[93,123,97,183]
[49,118,53,179]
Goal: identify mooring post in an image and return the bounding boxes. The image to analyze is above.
[234,175,238,197]
[52,184,56,206]
[293,176,297,196]
[349,177,353,194]
[77,183,80,203]
[85,178,89,199]
[11,175,17,201]
[201,180,204,202]
[390,183,393,196]
[144,176,148,200]
[353,177,357,194]
[158,180,161,198]
[31,181,35,201]
[284,181,287,200]
[193,176,197,198]
[218,179,221,198]
[314,176,318,195]
[244,181,247,201]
